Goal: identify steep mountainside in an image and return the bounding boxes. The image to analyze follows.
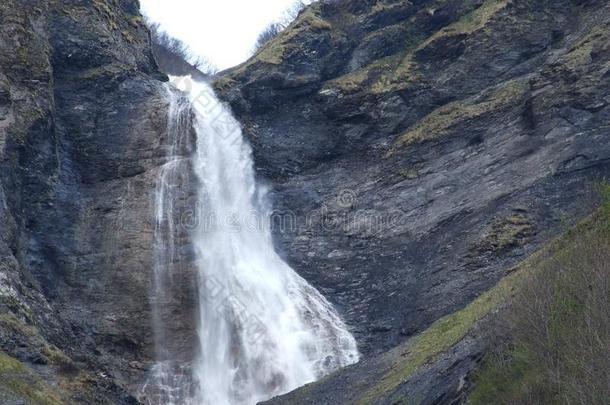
[214,0,610,402]
[265,207,610,405]
[0,0,198,402]
[0,0,608,404]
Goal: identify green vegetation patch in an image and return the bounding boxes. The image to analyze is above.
[0,351,64,405]
[421,0,510,46]
[387,77,528,154]
[358,257,527,404]
[0,313,74,370]
[600,182,610,220]
[248,6,332,67]
[398,167,420,180]
[469,188,610,404]
[370,56,422,94]
[474,214,535,254]
[80,62,131,81]
[0,313,80,401]
[0,312,38,337]
[560,24,610,70]
[324,52,422,95]
[359,194,610,404]
[324,52,411,94]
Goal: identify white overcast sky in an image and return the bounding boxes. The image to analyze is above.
[140,0,310,71]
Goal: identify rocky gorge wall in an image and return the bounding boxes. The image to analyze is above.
[215,0,610,402]
[0,0,608,404]
[0,0,200,402]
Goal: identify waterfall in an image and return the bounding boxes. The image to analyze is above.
[146,75,359,405]
[143,84,195,405]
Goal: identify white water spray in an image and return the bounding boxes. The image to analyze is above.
[148,76,359,405]
[143,85,194,405]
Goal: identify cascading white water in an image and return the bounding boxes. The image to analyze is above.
[144,85,194,405]
[149,75,359,405]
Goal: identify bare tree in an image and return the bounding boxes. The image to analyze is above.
[253,0,309,51]
[148,22,217,78]
[192,55,219,75]
[254,23,284,51]
[470,189,610,405]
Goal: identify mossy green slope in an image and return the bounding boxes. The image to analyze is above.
[0,351,64,405]
[468,187,610,405]
[387,77,529,155]
[357,205,609,404]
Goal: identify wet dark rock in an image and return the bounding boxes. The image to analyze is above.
[0,0,197,402]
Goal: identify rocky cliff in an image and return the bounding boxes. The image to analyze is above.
[0,0,196,403]
[214,0,610,403]
[0,0,609,404]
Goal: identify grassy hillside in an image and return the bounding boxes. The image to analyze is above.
[353,185,610,405]
[0,351,64,405]
[468,185,610,404]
